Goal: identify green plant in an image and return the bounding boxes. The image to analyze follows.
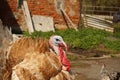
[113,32,120,39]
[110,54,116,58]
[23,28,120,51]
[103,40,120,50]
[113,23,120,33]
[67,54,78,61]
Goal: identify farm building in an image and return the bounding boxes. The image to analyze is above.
[0,0,80,33]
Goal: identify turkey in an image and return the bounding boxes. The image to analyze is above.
[49,35,71,72]
[4,35,74,80]
[100,64,120,80]
[0,20,13,80]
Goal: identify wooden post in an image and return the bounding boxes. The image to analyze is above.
[60,5,78,31]
[22,1,34,33]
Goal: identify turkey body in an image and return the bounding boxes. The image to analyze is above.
[4,37,74,80]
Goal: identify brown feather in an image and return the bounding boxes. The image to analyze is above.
[8,37,50,67]
[5,37,53,80]
[4,37,74,80]
[12,52,62,80]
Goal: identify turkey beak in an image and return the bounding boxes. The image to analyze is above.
[60,41,68,54]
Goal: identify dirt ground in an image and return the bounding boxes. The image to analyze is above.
[69,51,120,80]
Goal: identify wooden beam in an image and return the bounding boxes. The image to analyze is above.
[22,1,34,33]
[60,6,78,31]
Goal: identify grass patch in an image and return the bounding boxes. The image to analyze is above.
[23,28,120,52]
[110,54,117,58]
[67,54,78,61]
[71,62,90,68]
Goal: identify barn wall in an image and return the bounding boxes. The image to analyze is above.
[27,0,80,29]
[0,0,26,32]
[0,0,80,31]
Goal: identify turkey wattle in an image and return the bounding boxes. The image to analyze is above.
[49,35,70,71]
[5,36,73,80]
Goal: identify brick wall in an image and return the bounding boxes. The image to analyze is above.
[0,0,26,32]
[27,0,80,29]
[0,0,17,26]
[0,0,80,31]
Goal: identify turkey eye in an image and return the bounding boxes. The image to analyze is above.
[56,38,60,41]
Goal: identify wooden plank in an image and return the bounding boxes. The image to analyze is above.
[82,14,114,32]
[60,6,78,31]
[32,15,55,32]
[22,1,34,33]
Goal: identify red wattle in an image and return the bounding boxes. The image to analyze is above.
[59,47,70,71]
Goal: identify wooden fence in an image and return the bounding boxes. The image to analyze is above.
[82,5,120,16]
[82,14,114,32]
[81,5,117,32]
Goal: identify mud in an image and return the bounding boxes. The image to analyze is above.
[70,53,120,80]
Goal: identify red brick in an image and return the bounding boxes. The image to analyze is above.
[0,0,80,30]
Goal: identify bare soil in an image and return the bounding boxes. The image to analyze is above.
[69,49,120,80]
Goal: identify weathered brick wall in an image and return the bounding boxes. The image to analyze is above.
[0,0,26,32]
[0,0,80,31]
[0,0,17,26]
[27,0,80,29]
